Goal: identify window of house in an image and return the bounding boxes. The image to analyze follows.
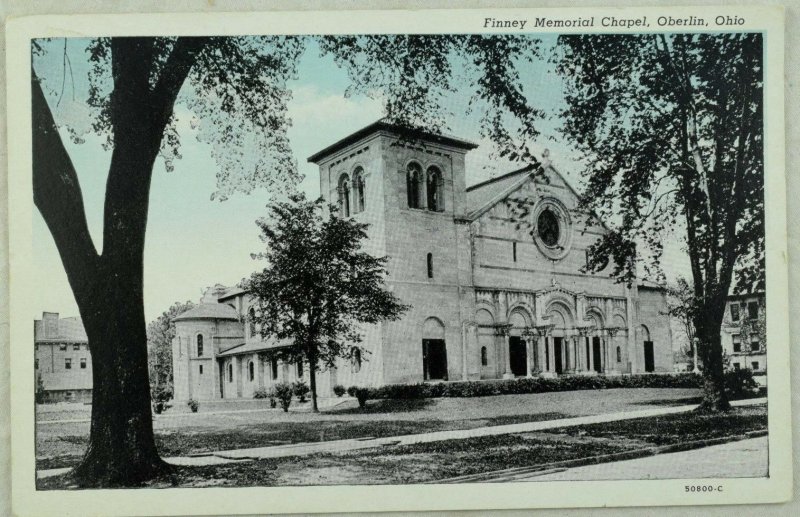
[196,334,204,357]
[480,346,488,367]
[407,162,422,209]
[730,303,740,322]
[249,361,255,382]
[512,242,517,262]
[732,334,741,353]
[426,166,443,212]
[427,253,433,279]
[751,361,759,370]
[228,363,233,382]
[296,358,303,378]
[59,344,67,351]
[249,307,256,337]
[733,362,740,370]
[352,348,362,373]
[750,338,760,352]
[199,364,203,375]
[353,167,366,213]
[73,343,80,351]
[80,358,86,369]
[747,302,759,320]
[65,358,72,369]
[338,174,351,217]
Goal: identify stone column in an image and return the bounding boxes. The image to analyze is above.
[525,339,533,377]
[548,338,556,374]
[503,334,514,379]
[588,338,595,373]
[537,336,546,374]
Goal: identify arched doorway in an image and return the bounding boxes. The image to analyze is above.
[475,309,496,379]
[640,324,654,372]
[422,317,447,381]
[545,302,574,375]
[508,310,530,377]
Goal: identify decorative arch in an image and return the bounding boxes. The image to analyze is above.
[545,300,575,329]
[474,308,495,327]
[585,307,605,329]
[508,308,532,329]
[426,165,444,212]
[337,173,351,216]
[507,301,535,324]
[422,317,446,339]
[640,324,651,341]
[613,314,627,329]
[352,166,366,213]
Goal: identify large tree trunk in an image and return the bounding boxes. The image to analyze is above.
[307,350,320,413]
[73,275,172,486]
[694,303,731,413]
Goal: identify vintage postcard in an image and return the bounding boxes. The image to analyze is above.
[5,4,790,515]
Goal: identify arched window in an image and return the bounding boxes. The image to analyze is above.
[296,358,304,378]
[271,358,278,380]
[249,361,255,382]
[426,166,443,212]
[426,253,433,279]
[481,346,488,366]
[338,174,351,217]
[616,346,621,363]
[407,162,422,209]
[196,334,204,357]
[353,167,366,213]
[249,307,256,337]
[228,363,233,382]
[512,242,517,262]
[352,348,362,373]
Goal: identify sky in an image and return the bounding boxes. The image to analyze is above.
[32,36,691,323]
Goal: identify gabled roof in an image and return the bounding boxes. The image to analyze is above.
[307,120,478,164]
[173,303,239,322]
[466,165,536,219]
[34,316,88,343]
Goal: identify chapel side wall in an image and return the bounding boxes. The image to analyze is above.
[173,320,218,401]
[637,288,674,373]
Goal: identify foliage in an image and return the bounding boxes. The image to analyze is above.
[346,386,358,397]
[292,381,310,403]
[554,33,764,411]
[151,385,173,414]
[361,374,703,401]
[723,368,760,400]
[35,374,46,404]
[147,300,195,393]
[272,382,294,412]
[244,193,409,411]
[349,387,371,408]
[187,399,199,413]
[253,387,269,399]
[333,384,346,397]
[664,278,698,366]
[737,298,767,352]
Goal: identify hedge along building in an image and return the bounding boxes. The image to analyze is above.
[172,121,674,402]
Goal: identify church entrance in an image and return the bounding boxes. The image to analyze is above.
[592,337,602,373]
[643,341,655,372]
[553,337,563,374]
[509,336,527,377]
[422,339,448,381]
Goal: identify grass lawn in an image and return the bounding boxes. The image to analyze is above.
[36,388,701,470]
[37,404,767,489]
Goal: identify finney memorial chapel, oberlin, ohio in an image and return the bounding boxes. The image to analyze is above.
[171,121,674,401]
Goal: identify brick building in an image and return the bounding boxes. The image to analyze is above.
[34,312,92,403]
[721,293,766,373]
[172,122,674,401]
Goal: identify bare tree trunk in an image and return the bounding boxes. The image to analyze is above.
[695,305,731,413]
[308,350,320,413]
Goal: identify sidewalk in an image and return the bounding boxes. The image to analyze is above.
[37,397,766,478]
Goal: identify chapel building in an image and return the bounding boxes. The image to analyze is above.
[172,121,674,401]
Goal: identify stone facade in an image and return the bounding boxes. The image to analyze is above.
[34,312,92,403]
[171,121,674,401]
[721,293,766,373]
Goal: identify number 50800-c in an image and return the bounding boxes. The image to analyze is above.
[685,485,723,492]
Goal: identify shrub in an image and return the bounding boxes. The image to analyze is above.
[151,385,173,414]
[346,386,358,397]
[187,398,199,413]
[292,381,310,402]
[273,382,293,412]
[333,384,346,397]
[350,386,370,408]
[253,387,269,399]
[268,389,277,408]
[363,373,703,401]
[724,368,760,400]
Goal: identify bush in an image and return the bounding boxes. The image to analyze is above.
[292,381,310,402]
[253,387,269,399]
[151,385,173,414]
[333,384,346,397]
[349,386,370,408]
[724,368,760,400]
[273,382,293,412]
[268,389,277,408]
[346,386,358,397]
[187,398,199,413]
[362,373,703,401]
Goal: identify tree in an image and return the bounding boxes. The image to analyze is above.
[32,34,543,485]
[664,278,698,370]
[146,300,195,391]
[244,194,409,413]
[555,33,764,411]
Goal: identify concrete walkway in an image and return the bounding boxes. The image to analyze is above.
[37,397,766,478]
[523,435,768,481]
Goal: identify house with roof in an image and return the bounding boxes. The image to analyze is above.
[171,121,674,401]
[34,312,92,403]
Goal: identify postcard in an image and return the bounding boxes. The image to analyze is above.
[5,4,790,515]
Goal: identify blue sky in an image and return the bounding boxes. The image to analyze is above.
[32,36,689,322]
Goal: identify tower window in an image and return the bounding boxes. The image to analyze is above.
[427,253,433,279]
[249,361,255,382]
[196,334,204,357]
[537,208,560,247]
[249,307,256,337]
[407,162,422,209]
[338,174,351,217]
[426,166,444,212]
[353,167,366,213]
